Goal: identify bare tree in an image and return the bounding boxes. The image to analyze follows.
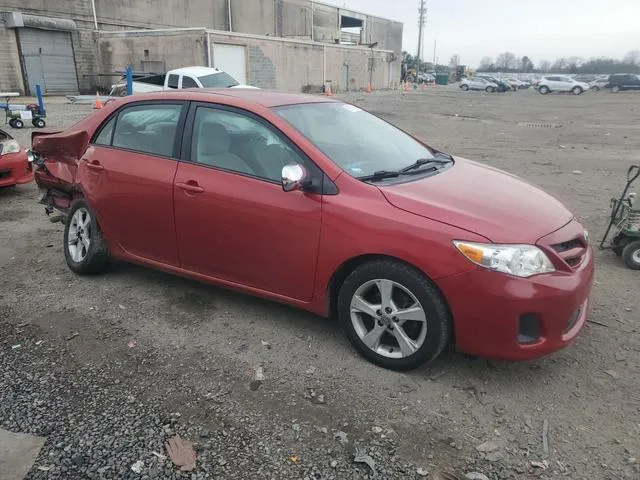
[624,50,640,66]
[495,52,517,71]
[478,56,493,71]
[520,56,534,72]
[538,60,551,72]
[551,57,569,71]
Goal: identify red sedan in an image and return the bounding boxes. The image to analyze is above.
[0,128,32,188]
[31,90,594,370]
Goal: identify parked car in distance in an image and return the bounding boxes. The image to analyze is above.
[589,78,610,92]
[607,73,640,93]
[537,76,590,95]
[418,72,436,83]
[30,89,594,371]
[459,77,498,92]
[477,75,512,92]
[0,128,32,188]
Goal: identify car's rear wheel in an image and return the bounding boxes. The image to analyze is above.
[539,86,550,94]
[337,260,451,370]
[485,86,493,93]
[592,86,600,92]
[622,240,640,270]
[572,86,583,95]
[611,85,621,93]
[64,200,110,274]
[461,84,469,91]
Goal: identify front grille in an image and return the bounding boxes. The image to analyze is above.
[0,169,11,180]
[550,237,587,268]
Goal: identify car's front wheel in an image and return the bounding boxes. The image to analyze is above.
[64,200,110,274]
[592,86,600,92]
[611,85,621,93]
[337,260,451,370]
[485,86,494,93]
[460,84,469,91]
[538,86,550,94]
[572,86,583,95]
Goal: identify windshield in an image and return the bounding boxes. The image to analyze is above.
[198,72,239,88]
[274,103,435,178]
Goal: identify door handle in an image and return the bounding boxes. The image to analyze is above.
[85,160,104,171]
[176,181,204,194]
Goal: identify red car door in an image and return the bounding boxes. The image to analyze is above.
[80,102,187,266]
[173,104,322,301]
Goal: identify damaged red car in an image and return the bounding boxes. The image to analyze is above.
[31,90,594,370]
[0,128,32,188]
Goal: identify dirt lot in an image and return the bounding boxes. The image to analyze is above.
[1,87,639,480]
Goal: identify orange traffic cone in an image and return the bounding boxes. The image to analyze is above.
[421,82,427,92]
[403,82,409,93]
[366,82,372,93]
[94,92,103,110]
[325,83,332,96]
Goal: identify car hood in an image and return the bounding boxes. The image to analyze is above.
[378,157,573,244]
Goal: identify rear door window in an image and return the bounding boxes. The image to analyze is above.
[181,76,199,88]
[167,74,179,89]
[111,104,185,158]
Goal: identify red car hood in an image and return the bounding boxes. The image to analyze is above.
[379,157,574,244]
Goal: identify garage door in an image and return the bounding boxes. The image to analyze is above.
[213,44,247,85]
[18,28,79,95]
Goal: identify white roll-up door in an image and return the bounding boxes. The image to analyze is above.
[213,44,247,85]
[18,28,79,95]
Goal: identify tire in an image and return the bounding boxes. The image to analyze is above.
[485,86,493,93]
[538,86,550,94]
[12,119,24,129]
[8,118,16,128]
[337,260,451,370]
[63,199,110,274]
[592,86,600,92]
[622,240,640,270]
[32,118,46,128]
[572,86,583,95]
[611,85,621,93]
[461,84,469,91]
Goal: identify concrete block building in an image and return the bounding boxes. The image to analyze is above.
[0,0,403,95]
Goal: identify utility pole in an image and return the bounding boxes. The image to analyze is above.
[416,0,426,71]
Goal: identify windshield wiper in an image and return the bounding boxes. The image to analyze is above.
[401,156,452,173]
[358,170,402,182]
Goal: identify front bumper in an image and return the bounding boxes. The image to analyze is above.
[0,152,33,187]
[438,221,595,360]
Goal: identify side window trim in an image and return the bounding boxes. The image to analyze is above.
[179,102,327,187]
[91,115,116,146]
[91,101,189,160]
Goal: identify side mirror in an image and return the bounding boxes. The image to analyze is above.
[281,163,309,192]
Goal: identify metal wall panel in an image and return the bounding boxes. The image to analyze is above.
[19,28,78,94]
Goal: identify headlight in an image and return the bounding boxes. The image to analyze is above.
[26,149,37,163]
[454,241,555,278]
[0,139,20,155]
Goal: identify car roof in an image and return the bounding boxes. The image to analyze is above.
[120,89,340,108]
[169,66,224,76]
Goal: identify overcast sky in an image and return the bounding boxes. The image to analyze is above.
[322,0,640,67]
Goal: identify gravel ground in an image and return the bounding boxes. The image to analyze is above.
[1,87,639,479]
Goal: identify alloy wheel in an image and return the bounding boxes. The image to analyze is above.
[350,279,427,359]
[68,207,91,263]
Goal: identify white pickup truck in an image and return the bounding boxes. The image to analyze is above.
[110,66,257,96]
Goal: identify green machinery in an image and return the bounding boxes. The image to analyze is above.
[600,165,640,269]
